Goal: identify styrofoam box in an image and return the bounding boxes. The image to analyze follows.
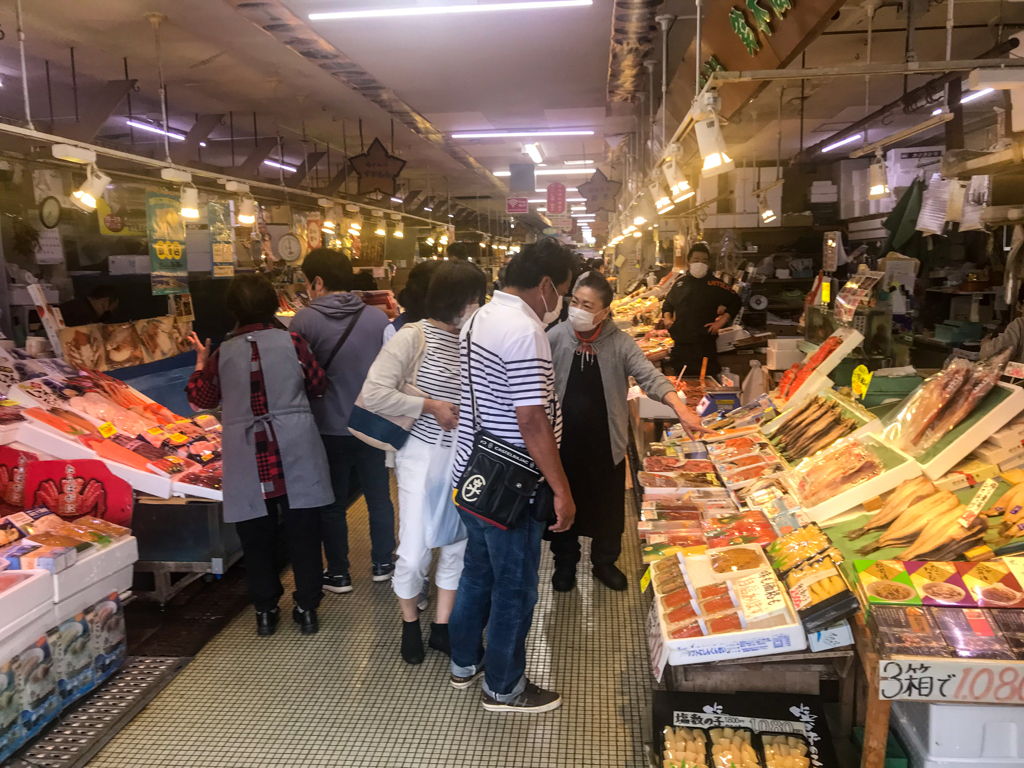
[0,570,52,638]
[891,700,1024,767]
[171,480,223,502]
[52,537,138,604]
[637,395,679,420]
[768,337,802,351]
[766,348,804,370]
[54,566,132,624]
[986,419,1024,449]
[917,382,1024,480]
[972,440,1024,467]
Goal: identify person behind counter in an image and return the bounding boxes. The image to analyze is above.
[547,270,707,592]
[59,284,120,327]
[982,316,1024,362]
[661,243,742,378]
[186,274,333,636]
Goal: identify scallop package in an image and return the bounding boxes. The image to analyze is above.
[708,727,760,768]
[760,733,810,768]
[663,725,709,768]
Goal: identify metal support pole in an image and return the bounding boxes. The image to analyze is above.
[15,0,33,130]
[145,13,171,163]
[694,0,703,99]
[656,15,674,150]
[945,0,956,109]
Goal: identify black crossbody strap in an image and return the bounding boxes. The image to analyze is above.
[323,305,364,370]
[465,313,482,433]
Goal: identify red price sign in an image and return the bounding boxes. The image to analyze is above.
[880,659,1024,704]
[546,182,566,214]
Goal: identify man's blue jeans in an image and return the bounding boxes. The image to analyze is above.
[320,434,396,574]
[449,509,544,702]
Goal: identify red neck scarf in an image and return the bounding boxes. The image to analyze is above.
[573,324,602,361]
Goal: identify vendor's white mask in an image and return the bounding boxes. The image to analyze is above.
[689,262,708,279]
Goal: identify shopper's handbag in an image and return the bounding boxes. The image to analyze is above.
[453,316,542,531]
[423,431,467,548]
[348,323,428,452]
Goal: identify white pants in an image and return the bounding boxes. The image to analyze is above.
[393,436,467,601]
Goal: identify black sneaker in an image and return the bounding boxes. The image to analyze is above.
[551,565,576,593]
[482,681,562,713]
[323,570,353,594]
[450,666,484,690]
[256,608,279,636]
[292,606,319,635]
[372,562,396,582]
[592,563,628,591]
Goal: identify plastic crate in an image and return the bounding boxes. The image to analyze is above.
[891,700,1024,767]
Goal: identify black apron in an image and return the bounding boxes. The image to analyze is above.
[670,335,721,378]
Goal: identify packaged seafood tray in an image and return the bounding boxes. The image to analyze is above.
[643,457,716,473]
[871,605,953,658]
[772,327,863,407]
[701,426,763,444]
[701,511,777,549]
[707,436,770,461]
[779,434,922,524]
[640,471,723,493]
[760,386,881,467]
[783,554,860,633]
[648,440,709,458]
[701,394,775,431]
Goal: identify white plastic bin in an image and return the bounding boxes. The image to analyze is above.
[892,700,1024,767]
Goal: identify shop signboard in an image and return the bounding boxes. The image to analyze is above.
[548,214,572,230]
[506,197,528,214]
[146,192,189,296]
[879,658,1024,704]
[207,200,235,278]
[546,182,566,215]
[577,169,621,214]
[348,138,406,196]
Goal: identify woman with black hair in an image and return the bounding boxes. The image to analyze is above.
[546,271,706,592]
[384,260,441,344]
[360,261,487,664]
[186,274,334,636]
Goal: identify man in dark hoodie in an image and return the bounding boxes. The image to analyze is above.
[291,248,395,593]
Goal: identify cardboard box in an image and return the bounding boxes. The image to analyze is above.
[766,347,804,370]
[934,457,999,491]
[986,418,1024,449]
[974,440,1024,467]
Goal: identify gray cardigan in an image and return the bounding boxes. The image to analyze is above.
[547,320,676,465]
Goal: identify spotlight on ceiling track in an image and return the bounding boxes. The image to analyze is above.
[180,183,200,219]
[71,165,111,211]
[237,195,257,226]
[694,90,734,178]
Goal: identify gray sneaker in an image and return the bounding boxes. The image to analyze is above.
[417,579,429,612]
[450,667,484,690]
[481,682,562,713]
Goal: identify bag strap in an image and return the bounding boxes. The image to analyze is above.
[465,313,481,433]
[323,305,364,370]
[406,322,428,387]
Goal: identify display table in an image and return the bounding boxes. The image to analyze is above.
[851,614,889,768]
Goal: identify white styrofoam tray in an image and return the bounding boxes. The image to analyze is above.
[0,570,53,637]
[0,603,55,664]
[914,382,1024,480]
[52,537,138,604]
[637,395,678,420]
[171,480,223,502]
[775,327,863,406]
[782,435,922,524]
[891,700,1024,767]
[54,566,132,624]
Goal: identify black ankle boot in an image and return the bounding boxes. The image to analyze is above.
[292,606,319,635]
[402,618,424,665]
[428,622,451,657]
[256,608,279,636]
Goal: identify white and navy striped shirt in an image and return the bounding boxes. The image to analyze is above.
[409,321,461,447]
[452,291,562,483]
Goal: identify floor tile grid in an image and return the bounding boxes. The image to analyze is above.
[89,478,653,768]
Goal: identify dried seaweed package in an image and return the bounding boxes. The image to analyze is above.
[931,607,1016,660]
[872,605,952,658]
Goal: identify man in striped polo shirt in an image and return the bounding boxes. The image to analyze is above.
[449,240,576,713]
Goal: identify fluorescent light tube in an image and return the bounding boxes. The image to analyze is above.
[523,142,544,164]
[264,159,297,172]
[311,1,592,21]
[821,134,863,153]
[126,119,186,141]
[932,88,994,116]
[453,129,594,139]
[494,168,596,176]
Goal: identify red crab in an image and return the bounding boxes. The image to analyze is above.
[34,469,106,519]
[0,462,28,506]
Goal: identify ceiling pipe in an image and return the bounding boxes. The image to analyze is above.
[14,0,34,130]
[145,13,172,164]
[656,14,675,150]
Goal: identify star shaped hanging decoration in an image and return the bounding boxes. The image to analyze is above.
[577,169,622,214]
[348,137,407,196]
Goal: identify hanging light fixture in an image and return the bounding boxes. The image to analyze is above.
[320,199,337,233]
[694,89,734,178]
[71,164,111,211]
[758,196,776,224]
[179,182,200,219]
[868,152,890,200]
[393,221,404,238]
[662,153,693,203]
[426,234,435,245]
[237,194,257,225]
[649,177,674,215]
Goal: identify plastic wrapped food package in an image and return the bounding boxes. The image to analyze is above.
[663,726,708,768]
[709,727,759,768]
[767,524,832,573]
[761,734,810,768]
[178,461,222,490]
[788,437,883,508]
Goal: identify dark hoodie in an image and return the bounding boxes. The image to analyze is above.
[289,292,390,436]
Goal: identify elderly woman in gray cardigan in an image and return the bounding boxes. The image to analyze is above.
[546,271,706,593]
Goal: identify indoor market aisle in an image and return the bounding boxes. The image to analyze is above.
[89,491,653,768]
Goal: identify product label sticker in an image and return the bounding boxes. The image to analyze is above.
[960,477,1000,528]
[168,432,190,445]
[98,422,117,438]
[0,400,18,407]
[789,582,812,612]
[640,566,652,593]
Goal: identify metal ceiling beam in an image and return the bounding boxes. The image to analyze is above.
[170,114,223,164]
[237,137,280,177]
[709,58,1024,84]
[317,165,352,196]
[55,80,137,143]
[224,0,505,193]
[285,151,327,189]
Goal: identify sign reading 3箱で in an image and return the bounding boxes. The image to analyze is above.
[879,658,1024,704]
[147,192,189,295]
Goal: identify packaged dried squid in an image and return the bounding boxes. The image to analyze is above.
[663,725,709,767]
[708,727,760,768]
[760,734,810,768]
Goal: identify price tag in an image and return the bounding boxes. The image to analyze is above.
[1006,361,1024,380]
[821,281,831,304]
[851,365,873,399]
[98,422,117,438]
[880,658,1024,703]
[0,400,18,407]
[734,570,786,621]
[959,477,1000,528]
[168,432,190,445]
[646,601,670,683]
[640,566,652,593]
[789,582,812,612]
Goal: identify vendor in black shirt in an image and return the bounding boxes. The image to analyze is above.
[661,244,741,377]
[58,285,119,327]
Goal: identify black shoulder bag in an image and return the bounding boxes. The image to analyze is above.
[453,315,543,531]
[322,306,364,370]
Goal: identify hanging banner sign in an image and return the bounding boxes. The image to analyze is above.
[506,197,529,214]
[548,214,572,230]
[546,182,567,215]
[146,192,189,296]
[348,137,407,196]
[207,200,235,278]
[577,169,622,214]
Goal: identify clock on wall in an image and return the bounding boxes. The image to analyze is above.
[275,232,303,263]
[39,196,62,229]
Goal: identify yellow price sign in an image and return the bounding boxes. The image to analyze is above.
[0,400,18,407]
[98,422,118,438]
[851,365,873,399]
[640,566,652,593]
[154,240,183,260]
[821,281,831,304]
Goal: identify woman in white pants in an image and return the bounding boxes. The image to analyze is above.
[360,261,487,664]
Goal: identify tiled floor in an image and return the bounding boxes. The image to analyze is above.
[88,487,653,768]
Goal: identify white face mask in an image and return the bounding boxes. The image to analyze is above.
[453,304,476,330]
[540,279,563,325]
[689,262,709,279]
[568,306,599,333]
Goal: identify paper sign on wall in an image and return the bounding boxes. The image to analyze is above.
[207,200,235,278]
[146,192,189,295]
